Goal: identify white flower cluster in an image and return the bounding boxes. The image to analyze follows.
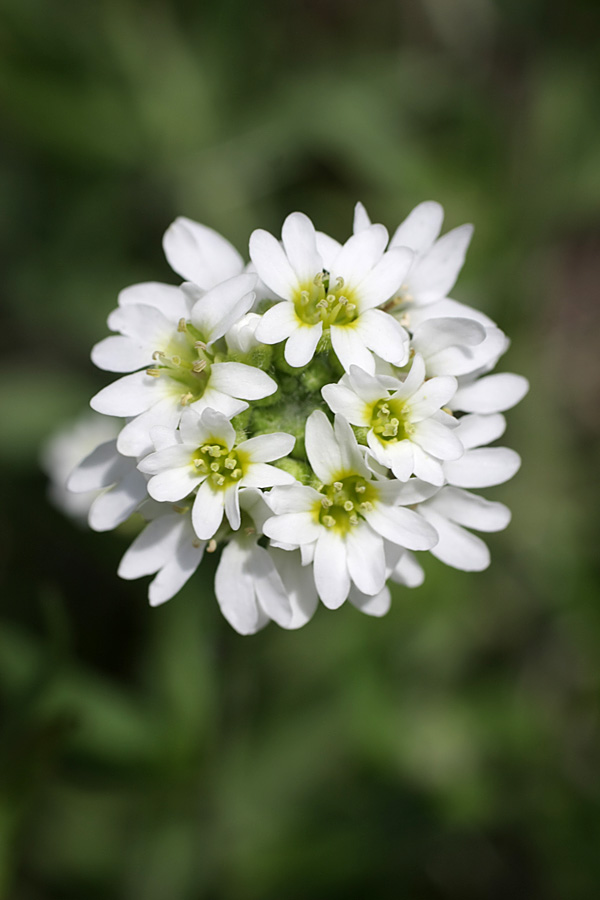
[67,201,528,634]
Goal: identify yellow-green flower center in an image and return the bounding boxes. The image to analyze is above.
[313,475,377,535]
[369,397,413,444]
[293,271,359,328]
[192,442,247,490]
[145,319,212,407]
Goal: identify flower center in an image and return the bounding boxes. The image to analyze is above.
[314,475,377,535]
[192,442,247,490]
[145,319,212,406]
[369,398,413,443]
[293,271,359,329]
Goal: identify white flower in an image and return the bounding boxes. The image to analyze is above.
[67,437,148,532]
[41,412,121,522]
[138,407,295,541]
[118,503,206,606]
[263,411,438,610]
[442,413,521,488]
[90,274,277,456]
[449,372,529,415]
[354,200,473,308]
[322,355,462,485]
[162,217,246,290]
[250,212,413,372]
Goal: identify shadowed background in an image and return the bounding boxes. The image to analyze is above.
[1,0,599,897]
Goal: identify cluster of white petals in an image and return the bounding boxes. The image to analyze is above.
[64,201,528,634]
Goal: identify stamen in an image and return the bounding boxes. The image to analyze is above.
[333,482,343,492]
[321,497,333,508]
[180,391,194,405]
[300,291,310,305]
[223,457,236,470]
[193,459,207,470]
[335,276,345,289]
[177,318,187,332]
[231,468,243,480]
[211,473,225,486]
[194,340,207,350]
[343,501,354,512]
[355,484,366,493]
[208,445,223,458]
[146,368,161,377]
[322,515,336,528]
[192,360,207,373]
[359,501,373,512]
[152,350,164,360]
[346,303,356,313]
[349,513,359,526]
[210,462,220,472]
[206,539,217,553]
[326,294,336,305]
[313,272,324,286]
[171,355,181,366]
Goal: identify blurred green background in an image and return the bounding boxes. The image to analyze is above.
[1,0,600,897]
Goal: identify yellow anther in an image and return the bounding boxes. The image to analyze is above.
[379,404,390,417]
[180,391,194,405]
[177,317,187,332]
[244,526,256,535]
[173,504,190,514]
[326,294,336,305]
[146,368,161,377]
[314,272,324,286]
[208,445,223,458]
[335,276,345,289]
[316,299,328,310]
[224,457,236,470]
[349,513,359,526]
[152,350,164,360]
[343,500,354,512]
[231,468,242,480]
[355,484,366,493]
[171,355,181,366]
[333,482,343,492]
[193,459,207,470]
[212,473,225,486]
[338,295,348,306]
[194,340,206,350]
[201,445,211,453]
[346,303,356,313]
[322,515,336,528]
[300,291,310,305]
[192,360,207,373]
[210,461,220,472]
[206,539,217,553]
[360,501,374,512]
[321,496,333,508]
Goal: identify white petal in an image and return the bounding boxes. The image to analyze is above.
[424,487,511,532]
[88,468,148,532]
[192,479,225,540]
[363,504,438,550]
[348,365,399,401]
[330,324,375,374]
[67,440,124,492]
[412,317,485,358]
[321,383,370,426]
[190,389,248,419]
[209,362,277,400]
[149,534,205,606]
[215,541,266,635]
[346,524,386,595]
[375,438,413,481]
[119,515,184,579]
[163,216,244,288]
[266,483,320,514]
[444,447,521,488]
[90,370,166,417]
[333,415,370,477]
[411,444,445,485]
[391,201,444,254]
[249,228,299,300]
[116,396,181,457]
[195,408,235,449]
[353,201,372,234]
[329,224,388,286]
[242,463,295,488]
[412,418,463,460]
[354,308,409,366]
[281,212,321,283]
[148,466,202,502]
[189,274,256,344]
[305,410,342,482]
[284,322,323,368]
[409,224,474,303]
[237,432,295,463]
[263,511,321,545]
[316,231,343,269]
[393,478,440,505]
[250,545,294,627]
[255,302,298,344]
[313,529,350,609]
[408,375,457,421]
[390,353,426,401]
[224,484,241,530]
[118,282,190,321]
[349,584,391,616]
[138,444,191,475]
[452,413,506,449]
[268,547,319,629]
[420,508,490,571]
[356,247,413,310]
[391,551,425,587]
[451,373,529,413]
[91,336,153,373]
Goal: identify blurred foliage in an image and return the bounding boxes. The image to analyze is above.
[1,0,600,897]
